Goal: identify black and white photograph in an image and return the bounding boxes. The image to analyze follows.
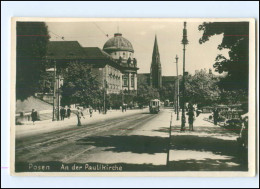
[10,18,256,176]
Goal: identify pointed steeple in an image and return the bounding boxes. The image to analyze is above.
[150,35,162,88]
[152,35,160,64]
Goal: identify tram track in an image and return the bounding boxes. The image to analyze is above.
[16,113,157,161]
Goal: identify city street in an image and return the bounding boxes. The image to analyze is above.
[15,108,248,172]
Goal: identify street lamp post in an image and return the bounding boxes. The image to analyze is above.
[175,55,180,121]
[52,60,57,121]
[103,79,107,114]
[121,90,124,108]
[57,74,60,121]
[181,22,189,131]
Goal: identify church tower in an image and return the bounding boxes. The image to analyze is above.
[150,35,162,88]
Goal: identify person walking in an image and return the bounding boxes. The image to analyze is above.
[213,108,219,125]
[60,107,66,121]
[62,107,66,120]
[238,113,248,149]
[66,106,71,119]
[76,107,85,126]
[31,109,38,125]
[89,106,93,118]
[187,103,195,131]
[124,104,127,112]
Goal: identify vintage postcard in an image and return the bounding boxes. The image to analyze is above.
[10,18,256,176]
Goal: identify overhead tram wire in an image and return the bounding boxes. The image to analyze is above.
[49,31,66,41]
[92,22,110,38]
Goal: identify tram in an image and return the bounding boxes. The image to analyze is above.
[149,99,160,114]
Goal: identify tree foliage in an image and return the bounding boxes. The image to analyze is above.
[136,76,160,106]
[198,22,249,92]
[159,84,175,102]
[106,93,122,109]
[60,63,103,107]
[16,22,50,100]
[219,89,248,106]
[181,69,220,106]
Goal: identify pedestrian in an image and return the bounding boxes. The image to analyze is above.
[89,106,93,118]
[60,107,66,120]
[98,106,101,114]
[238,113,248,149]
[31,109,38,125]
[213,108,219,125]
[187,103,195,131]
[76,107,85,126]
[66,106,71,119]
[62,107,66,120]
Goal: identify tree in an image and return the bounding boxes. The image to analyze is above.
[106,93,122,109]
[219,89,248,106]
[181,69,220,106]
[16,22,50,100]
[159,84,175,102]
[60,62,103,107]
[136,75,160,106]
[198,22,249,92]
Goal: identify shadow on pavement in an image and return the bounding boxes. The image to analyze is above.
[153,126,239,138]
[168,158,248,171]
[171,135,239,155]
[170,134,248,171]
[76,135,169,154]
[75,131,247,171]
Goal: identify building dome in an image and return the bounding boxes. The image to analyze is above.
[103,33,134,53]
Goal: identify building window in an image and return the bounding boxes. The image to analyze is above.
[131,74,134,88]
[123,75,128,87]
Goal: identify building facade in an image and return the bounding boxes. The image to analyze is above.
[44,32,138,96]
[103,33,138,92]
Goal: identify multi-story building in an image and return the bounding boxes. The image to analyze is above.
[44,32,138,96]
[83,47,123,94]
[103,33,138,92]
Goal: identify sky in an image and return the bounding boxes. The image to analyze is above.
[47,21,229,76]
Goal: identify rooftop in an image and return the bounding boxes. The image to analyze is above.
[46,41,86,59]
[103,33,134,53]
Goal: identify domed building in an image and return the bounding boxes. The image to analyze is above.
[103,33,139,92]
[44,33,138,98]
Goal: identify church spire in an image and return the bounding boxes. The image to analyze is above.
[150,35,162,88]
[152,35,160,63]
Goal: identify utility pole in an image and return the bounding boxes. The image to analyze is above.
[175,55,180,121]
[181,22,189,131]
[122,90,124,105]
[57,74,60,121]
[166,112,173,168]
[103,79,107,114]
[52,60,56,121]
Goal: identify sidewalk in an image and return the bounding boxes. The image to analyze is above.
[16,108,147,138]
[168,112,247,171]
